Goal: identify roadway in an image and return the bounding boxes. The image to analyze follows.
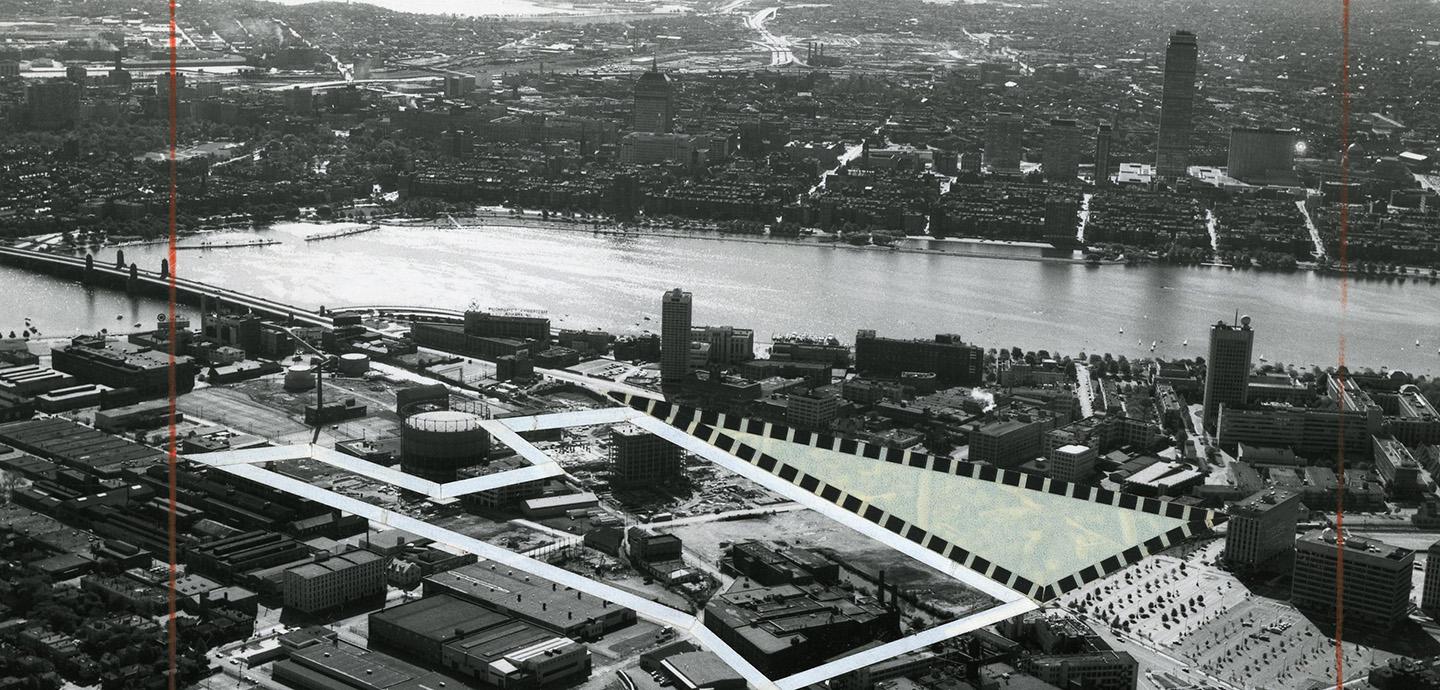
[0,245,336,331]
[1073,363,1096,419]
[744,7,799,67]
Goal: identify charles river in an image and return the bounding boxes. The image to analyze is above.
[3,221,1439,375]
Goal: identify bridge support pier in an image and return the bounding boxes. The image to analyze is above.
[127,263,139,294]
[83,254,94,286]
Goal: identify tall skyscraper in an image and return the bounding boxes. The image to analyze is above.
[1043,118,1081,182]
[1094,122,1113,187]
[660,288,692,387]
[25,79,80,130]
[983,112,1023,174]
[1227,126,1298,183]
[1203,315,1254,430]
[632,61,675,134]
[1423,541,1440,614]
[1155,31,1198,179]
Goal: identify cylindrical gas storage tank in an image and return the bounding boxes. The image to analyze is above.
[284,363,315,391]
[338,353,370,376]
[401,410,489,482]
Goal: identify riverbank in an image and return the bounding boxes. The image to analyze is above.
[391,214,1098,266]
[7,228,1440,375]
[35,212,1440,284]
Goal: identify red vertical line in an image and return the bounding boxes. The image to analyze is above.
[165,0,180,685]
[1334,0,1351,687]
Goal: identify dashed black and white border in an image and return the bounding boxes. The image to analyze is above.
[611,393,1226,602]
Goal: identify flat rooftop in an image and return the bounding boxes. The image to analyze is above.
[371,594,511,642]
[426,561,623,630]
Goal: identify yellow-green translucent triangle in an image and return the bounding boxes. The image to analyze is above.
[722,429,1188,588]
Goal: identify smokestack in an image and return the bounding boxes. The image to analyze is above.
[878,570,886,605]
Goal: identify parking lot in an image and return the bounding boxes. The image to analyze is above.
[1061,540,1400,690]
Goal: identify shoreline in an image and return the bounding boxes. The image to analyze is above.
[392,215,1099,265]
[36,214,1440,283]
[3,243,1437,376]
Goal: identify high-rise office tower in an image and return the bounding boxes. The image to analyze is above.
[1043,118,1081,182]
[1227,127,1298,183]
[1203,314,1254,430]
[1155,31,1198,179]
[1223,489,1301,573]
[632,61,675,134]
[1292,529,1413,629]
[25,79,80,130]
[1094,122,1113,187]
[1423,541,1440,614]
[660,288,693,387]
[983,112,1023,174]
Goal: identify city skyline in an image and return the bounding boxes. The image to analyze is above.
[1,0,1439,689]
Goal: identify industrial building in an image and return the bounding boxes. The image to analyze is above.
[786,390,840,431]
[854,331,984,386]
[423,562,636,639]
[0,416,165,477]
[1223,489,1302,573]
[50,334,196,398]
[728,541,838,587]
[1047,444,1096,483]
[464,310,552,342]
[400,409,490,482]
[282,547,386,615]
[274,636,458,690]
[703,578,898,678]
[0,364,76,396]
[969,416,1053,469]
[1291,529,1413,629]
[1018,650,1139,690]
[370,594,591,689]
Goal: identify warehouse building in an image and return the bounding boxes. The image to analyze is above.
[370,594,591,689]
[423,562,636,639]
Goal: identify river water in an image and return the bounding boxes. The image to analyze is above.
[4,221,1439,375]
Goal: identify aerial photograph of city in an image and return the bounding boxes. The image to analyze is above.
[0,0,1438,688]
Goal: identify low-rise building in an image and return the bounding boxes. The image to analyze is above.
[370,594,591,689]
[424,562,636,638]
[703,578,897,677]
